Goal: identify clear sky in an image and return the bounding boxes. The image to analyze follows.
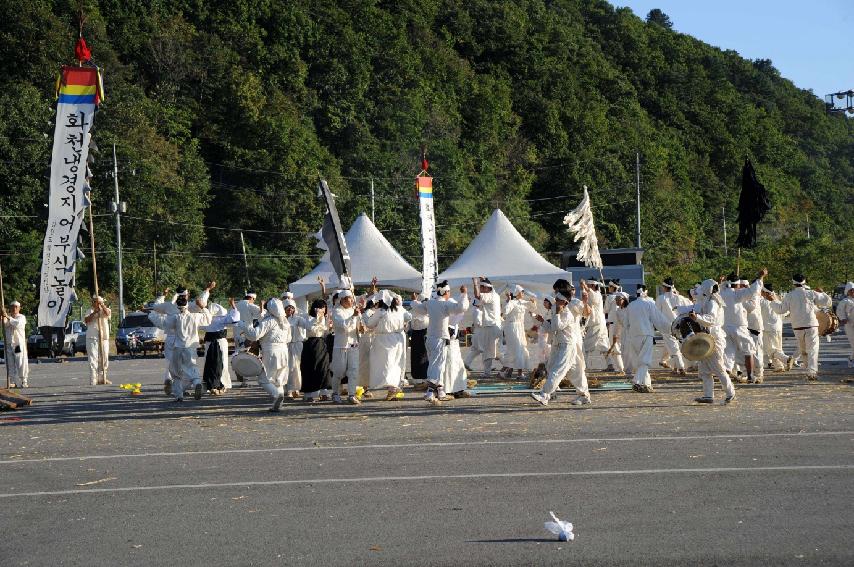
[609,1,852,102]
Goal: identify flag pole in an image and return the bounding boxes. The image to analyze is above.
[0,261,10,389]
[87,203,107,384]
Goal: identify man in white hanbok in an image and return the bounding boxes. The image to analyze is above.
[2,300,29,388]
[622,285,672,393]
[655,277,687,374]
[603,280,626,373]
[529,287,592,407]
[769,274,831,380]
[837,282,854,368]
[240,298,291,411]
[502,285,533,379]
[150,285,214,401]
[84,296,112,386]
[331,290,362,404]
[410,281,469,404]
[582,278,610,371]
[759,283,792,372]
[366,290,411,399]
[471,277,502,377]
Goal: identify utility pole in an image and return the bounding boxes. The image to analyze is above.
[152,241,157,291]
[806,213,811,239]
[370,177,375,223]
[110,143,126,321]
[722,206,728,256]
[635,152,641,249]
[239,231,251,292]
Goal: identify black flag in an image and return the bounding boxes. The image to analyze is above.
[735,159,771,248]
[317,179,351,279]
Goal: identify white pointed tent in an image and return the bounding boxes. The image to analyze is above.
[289,213,422,297]
[437,209,572,296]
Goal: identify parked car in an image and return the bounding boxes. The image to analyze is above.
[27,320,84,358]
[70,320,87,354]
[116,311,164,355]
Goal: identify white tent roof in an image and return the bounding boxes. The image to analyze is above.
[438,209,572,297]
[289,213,422,297]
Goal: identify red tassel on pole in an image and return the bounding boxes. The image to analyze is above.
[74,38,92,64]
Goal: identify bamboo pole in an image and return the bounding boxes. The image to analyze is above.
[87,205,107,384]
[0,262,10,389]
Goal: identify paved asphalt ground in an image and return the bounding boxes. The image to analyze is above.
[1,338,852,566]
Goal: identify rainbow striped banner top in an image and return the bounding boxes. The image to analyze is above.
[417,176,433,198]
[56,66,104,106]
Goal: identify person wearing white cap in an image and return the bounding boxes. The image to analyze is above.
[603,280,626,373]
[149,288,180,393]
[606,292,630,374]
[759,283,793,372]
[654,277,687,374]
[582,278,610,371]
[444,308,473,397]
[471,277,502,378]
[150,283,214,401]
[196,287,240,394]
[410,280,469,404]
[720,273,763,382]
[2,300,29,388]
[330,289,362,404]
[622,285,672,392]
[769,274,831,380]
[84,295,112,386]
[283,299,304,398]
[501,285,533,379]
[239,297,291,411]
[366,290,411,399]
[686,273,764,404]
[836,282,854,368]
[529,285,591,406]
[355,294,376,400]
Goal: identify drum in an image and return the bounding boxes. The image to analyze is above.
[231,350,264,377]
[671,313,704,340]
[817,309,839,337]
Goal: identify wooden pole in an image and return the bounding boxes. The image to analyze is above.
[0,262,10,389]
[736,248,741,278]
[87,205,107,384]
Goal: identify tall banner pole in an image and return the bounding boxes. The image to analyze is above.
[0,262,10,389]
[417,174,438,298]
[87,202,107,384]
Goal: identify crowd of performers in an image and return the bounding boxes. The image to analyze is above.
[3,272,853,411]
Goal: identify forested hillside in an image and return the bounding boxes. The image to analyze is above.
[1,0,851,310]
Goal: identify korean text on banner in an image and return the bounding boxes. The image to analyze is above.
[38,66,102,327]
[417,176,438,297]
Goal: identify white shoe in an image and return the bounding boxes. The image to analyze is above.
[530,392,549,406]
[90,377,98,386]
[270,395,285,412]
[571,395,591,406]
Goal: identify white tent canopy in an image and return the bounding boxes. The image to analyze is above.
[437,209,572,297]
[289,213,422,297]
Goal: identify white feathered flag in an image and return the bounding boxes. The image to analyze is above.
[563,186,603,269]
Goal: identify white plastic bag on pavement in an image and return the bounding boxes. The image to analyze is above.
[544,511,575,541]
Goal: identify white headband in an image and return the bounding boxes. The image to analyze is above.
[554,292,569,302]
[246,293,257,299]
[283,299,296,309]
[338,290,353,299]
[10,300,21,307]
